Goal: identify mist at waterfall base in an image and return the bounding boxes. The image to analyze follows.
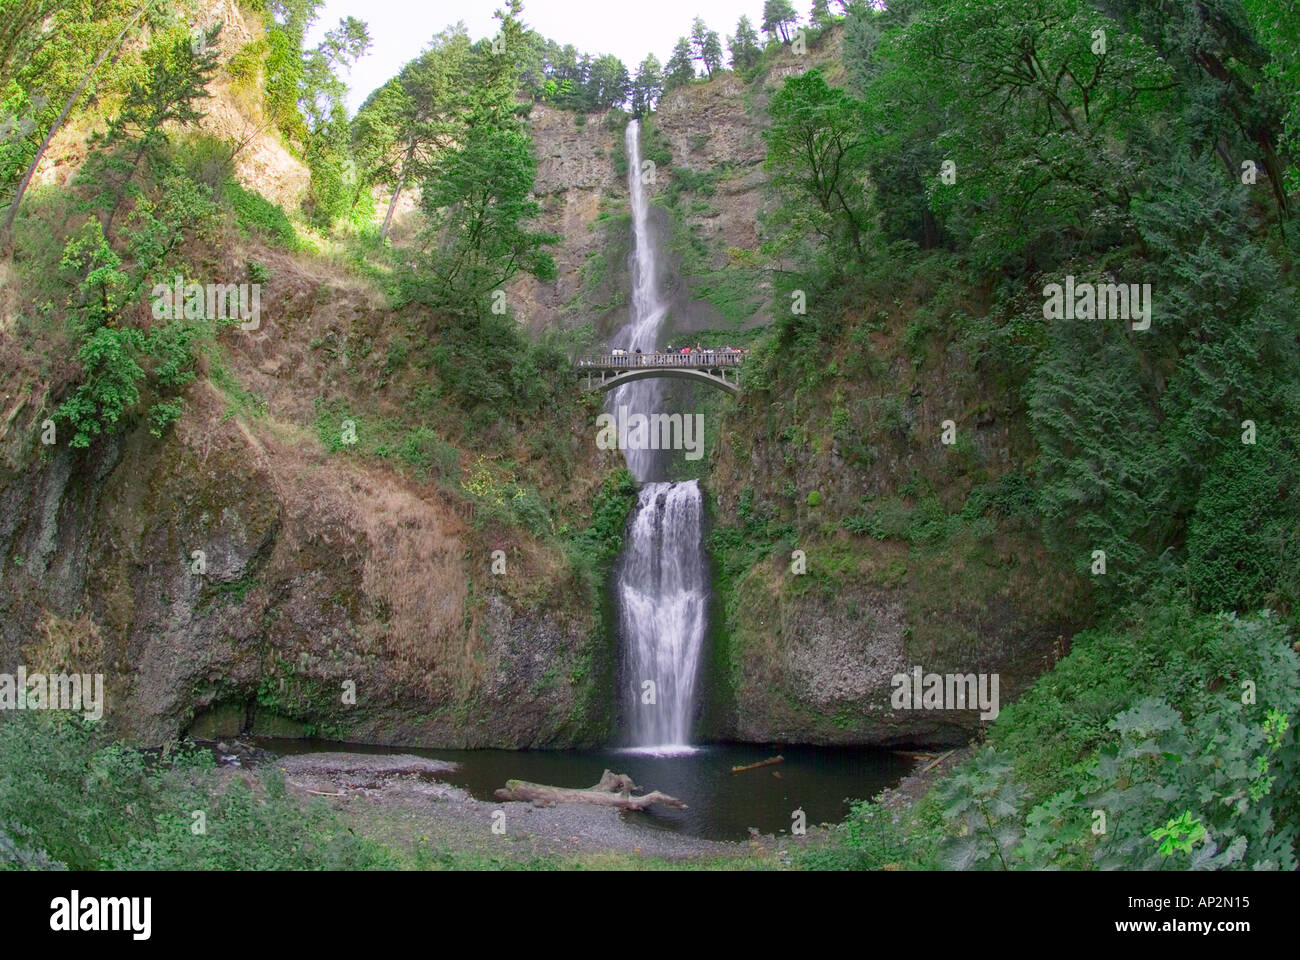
[610,119,708,755]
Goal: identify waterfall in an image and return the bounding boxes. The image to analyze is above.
[612,118,668,482]
[617,481,707,751]
[610,119,707,754]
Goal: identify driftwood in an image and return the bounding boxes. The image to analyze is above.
[493,769,687,810]
[918,750,956,775]
[731,755,783,774]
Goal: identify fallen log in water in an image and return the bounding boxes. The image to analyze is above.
[918,750,956,775]
[494,769,687,810]
[731,755,783,774]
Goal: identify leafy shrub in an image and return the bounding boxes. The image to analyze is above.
[56,326,148,447]
[226,182,300,249]
[936,747,1027,870]
[385,427,459,480]
[103,766,398,870]
[53,204,217,447]
[312,400,361,454]
[1186,441,1300,613]
[0,714,395,870]
[961,474,1039,525]
[168,134,235,192]
[842,496,953,543]
[0,715,156,870]
[508,485,553,538]
[246,258,272,283]
[565,468,638,593]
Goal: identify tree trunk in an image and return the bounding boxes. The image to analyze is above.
[104,139,148,234]
[0,5,145,257]
[380,144,415,242]
[493,769,687,810]
[731,755,783,774]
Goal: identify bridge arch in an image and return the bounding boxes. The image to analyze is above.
[583,367,740,397]
[575,353,745,398]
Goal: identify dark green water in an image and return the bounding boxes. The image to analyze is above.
[258,739,912,841]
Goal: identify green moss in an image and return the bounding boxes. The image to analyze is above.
[196,573,260,616]
[567,212,631,323]
[251,708,312,738]
[657,199,766,329]
[186,701,247,738]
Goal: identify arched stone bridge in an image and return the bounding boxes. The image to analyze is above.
[575,352,744,396]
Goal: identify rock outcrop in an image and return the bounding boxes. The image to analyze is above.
[0,249,616,749]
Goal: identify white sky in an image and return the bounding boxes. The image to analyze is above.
[309,0,793,113]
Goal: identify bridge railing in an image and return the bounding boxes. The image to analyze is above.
[575,351,746,370]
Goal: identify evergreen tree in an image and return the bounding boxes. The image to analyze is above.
[690,17,709,64]
[586,54,630,110]
[88,25,221,233]
[414,0,555,307]
[0,0,150,254]
[631,54,663,116]
[575,53,593,103]
[352,25,471,240]
[664,37,695,90]
[540,41,581,107]
[299,17,370,225]
[763,0,799,43]
[810,0,835,30]
[728,15,762,71]
[1241,0,1300,193]
[1108,0,1292,219]
[475,0,530,126]
[260,0,321,146]
[299,16,370,150]
[701,30,724,77]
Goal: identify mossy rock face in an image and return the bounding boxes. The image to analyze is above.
[702,521,1089,746]
[187,702,247,739]
[0,380,617,749]
[251,708,311,739]
[693,167,1095,745]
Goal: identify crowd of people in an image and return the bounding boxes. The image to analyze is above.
[597,343,748,363]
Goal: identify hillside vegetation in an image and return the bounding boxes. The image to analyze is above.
[0,0,634,752]
[721,0,1300,870]
[0,0,1297,872]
